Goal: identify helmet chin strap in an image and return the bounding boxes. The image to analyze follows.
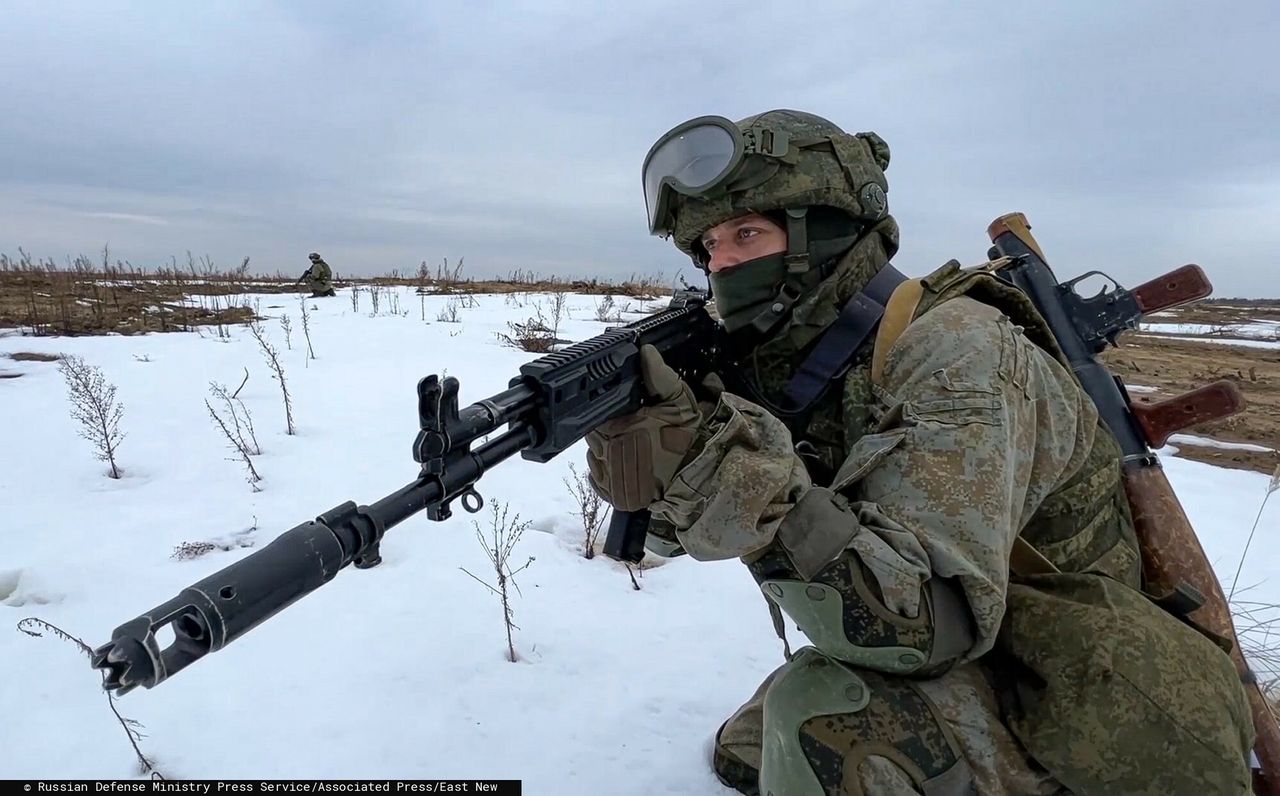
[697,206,864,343]
[738,207,811,336]
[741,208,860,338]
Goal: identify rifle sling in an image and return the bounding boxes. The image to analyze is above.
[781,264,908,411]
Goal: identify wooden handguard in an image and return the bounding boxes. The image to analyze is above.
[988,211,1278,796]
[1132,380,1247,448]
[1133,263,1213,313]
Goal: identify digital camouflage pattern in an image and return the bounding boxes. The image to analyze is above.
[1000,571,1254,794]
[655,244,1101,664]
[605,108,1254,794]
[666,110,891,259]
[647,238,1252,793]
[643,228,1102,792]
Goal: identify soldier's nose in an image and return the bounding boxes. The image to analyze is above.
[708,252,742,273]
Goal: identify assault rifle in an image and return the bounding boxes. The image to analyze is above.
[90,290,717,695]
[90,214,1273,793]
[986,213,1276,796]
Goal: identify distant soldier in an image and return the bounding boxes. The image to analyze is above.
[299,252,336,297]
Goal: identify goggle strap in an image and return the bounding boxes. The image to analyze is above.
[784,209,810,275]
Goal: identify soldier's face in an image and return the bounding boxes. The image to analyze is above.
[699,213,787,273]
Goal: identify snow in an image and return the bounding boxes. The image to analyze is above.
[1133,333,1280,350]
[1139,321,1280,341]
[1166,434,1276,453]
[3,286,1278,786]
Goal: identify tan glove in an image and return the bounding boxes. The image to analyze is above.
[585,345,704,512]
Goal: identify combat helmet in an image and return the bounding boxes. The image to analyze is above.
[642,109,891,334]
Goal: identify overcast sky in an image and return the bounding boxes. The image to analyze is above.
[2,0,1276,297]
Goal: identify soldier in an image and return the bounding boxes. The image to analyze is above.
[301,251,336,297]
[585,110,1254,794]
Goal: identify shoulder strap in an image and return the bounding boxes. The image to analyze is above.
[781,264,908,410]
[869,277,926,388]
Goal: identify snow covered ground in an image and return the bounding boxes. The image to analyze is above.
[1140,334,1280,350]
[1140,320,1280,341]
[1165,434,1276,454]
[3,287,1277,788]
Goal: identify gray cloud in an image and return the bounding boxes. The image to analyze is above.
[1,0,1276,296]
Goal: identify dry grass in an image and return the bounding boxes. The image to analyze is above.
[0,247,669,337]
[6,351,61,362]
[0,249,269,336]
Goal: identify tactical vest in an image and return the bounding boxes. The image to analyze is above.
[729,257,1144,589]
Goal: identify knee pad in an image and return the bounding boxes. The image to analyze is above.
[748,541,973,675]
[759,647,974,796]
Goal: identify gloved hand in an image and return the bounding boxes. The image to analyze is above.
[585,345,705,512]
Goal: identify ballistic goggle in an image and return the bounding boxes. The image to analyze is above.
[642,116,795,237]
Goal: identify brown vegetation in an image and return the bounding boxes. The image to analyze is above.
[7,351,61,361]
[6,245,1274,473]
[0,249,669,337]
[1103,303,1280,476]
[0,249,270,336]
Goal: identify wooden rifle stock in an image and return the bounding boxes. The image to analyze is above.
[1123,463,1279,796]
[1131,381,1248,448]
[988,212,1279,796]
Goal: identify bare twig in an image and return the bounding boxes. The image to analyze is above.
[205,397,262,490]
[57,354,126,478]
[298,296,316,361]
[230,366,250,400]
[548,290,568,338]
[17,617,165,778]
[564,462,609,559]
[459,501,535,662]
[437,298,462,323]
[496,301,556,353]
[1228,465,1280,602]
[248,322,294,435]
[210,381,261,456]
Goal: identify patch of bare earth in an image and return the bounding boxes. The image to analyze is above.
[1102,302,1280,476]
[6,351,61,361]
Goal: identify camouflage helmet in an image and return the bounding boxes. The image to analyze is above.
[309,252,322,262]
[643,109,891,262]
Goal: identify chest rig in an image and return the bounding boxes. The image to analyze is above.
[723,257,1142,587]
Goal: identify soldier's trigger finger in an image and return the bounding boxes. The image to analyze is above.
[639,344,684,402]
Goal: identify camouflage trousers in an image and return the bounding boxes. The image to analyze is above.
[713,646,1067,796]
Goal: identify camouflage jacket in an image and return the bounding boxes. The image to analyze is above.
[308,259,333,283]
[650,218,1141,671]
